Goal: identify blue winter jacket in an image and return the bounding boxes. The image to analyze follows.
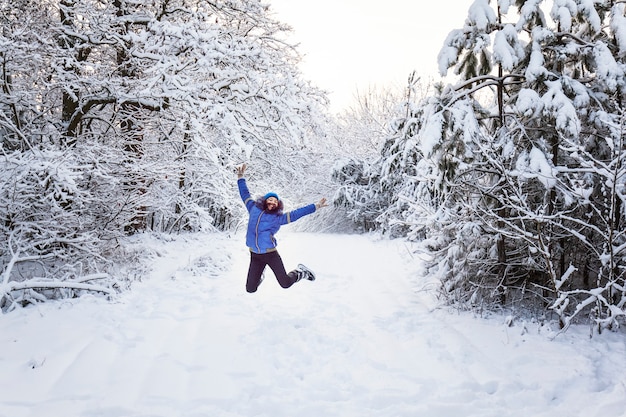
[238,178,316,254]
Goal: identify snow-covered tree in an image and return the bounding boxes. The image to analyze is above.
[332,73,437,234]
[431,0,626,332]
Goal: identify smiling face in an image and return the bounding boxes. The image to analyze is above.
[265,197,279,211]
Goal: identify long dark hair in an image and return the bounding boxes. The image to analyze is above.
[255,196,284,214]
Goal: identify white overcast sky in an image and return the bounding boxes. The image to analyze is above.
[268,0,473,111]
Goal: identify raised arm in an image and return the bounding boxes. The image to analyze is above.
[280,197,328,225]
[236,164,254,210]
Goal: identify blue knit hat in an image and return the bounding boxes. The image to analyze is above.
[264,192,280,201]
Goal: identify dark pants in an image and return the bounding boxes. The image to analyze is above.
[246,251,299,293]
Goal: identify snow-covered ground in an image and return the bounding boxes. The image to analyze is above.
[1,232,625,417]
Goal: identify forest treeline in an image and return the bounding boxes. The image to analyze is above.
[2,0,626,334]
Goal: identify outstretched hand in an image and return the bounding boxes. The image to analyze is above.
[315,197,329,210]
[236,164,247,178]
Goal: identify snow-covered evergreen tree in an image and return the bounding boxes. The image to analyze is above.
[332,73,437,234]
[432,0,626,332]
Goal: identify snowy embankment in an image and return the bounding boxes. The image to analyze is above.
[1,232,625,417]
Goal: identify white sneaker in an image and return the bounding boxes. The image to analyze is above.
[297,264,316,281]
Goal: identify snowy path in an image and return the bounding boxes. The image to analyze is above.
[1,232,626,417]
